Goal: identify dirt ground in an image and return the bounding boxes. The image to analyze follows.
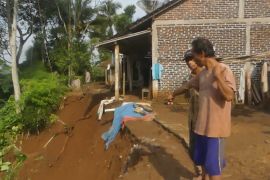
[153,97,270,180]
[16,83,270,180]
[155,98,270,179]
[224,106,270,180]
[122,120,195,180]
[18,84,133,180]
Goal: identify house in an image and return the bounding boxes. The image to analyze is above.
[96,0,270,100]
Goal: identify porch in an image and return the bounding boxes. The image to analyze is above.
[95,30,154,100]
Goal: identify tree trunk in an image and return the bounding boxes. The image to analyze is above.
[16,37,24,65]
[7,0,21,113]
[68,0,72,86]
[37,0,52,71]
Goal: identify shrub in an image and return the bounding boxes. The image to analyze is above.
[0,62,67,134]
[0,98,24,179]
[20,72,67,133]
[0,98,21,137]
[0,62,67,178]
[91,66,104,81]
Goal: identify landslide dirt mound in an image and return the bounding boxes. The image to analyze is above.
[19,84,133,180]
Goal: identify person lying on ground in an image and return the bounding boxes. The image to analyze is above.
[102,103,156,150]
[169,37,236,180]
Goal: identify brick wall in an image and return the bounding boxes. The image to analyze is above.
[153,0,270,96]
[156,0,239,20]
[245,0,270,18]
[250,23,270,54]
[157,57,270,98]
[157,23,246,92]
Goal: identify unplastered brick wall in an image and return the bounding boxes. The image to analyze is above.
[157,23,246,58]
[158,60,190,93]
[245,0,270,18]
[159,56,270,97]
[156,0,239,20]
[157,23,246,92]
[152,0,270,96]
[250,23,270,54]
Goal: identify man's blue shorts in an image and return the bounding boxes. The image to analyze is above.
[193,133,226,176]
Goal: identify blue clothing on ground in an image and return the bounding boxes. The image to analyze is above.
[101,103,144,150]
[152,63,164,80]
[193,133,226,176]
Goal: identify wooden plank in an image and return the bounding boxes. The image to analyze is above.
[115,44,120,100]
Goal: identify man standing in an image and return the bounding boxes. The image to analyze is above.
[169,50,203,178]
[170,38,236,180]
[169,50,203,158]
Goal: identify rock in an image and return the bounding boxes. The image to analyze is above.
[71,79,81,91]
[85,71,91,83]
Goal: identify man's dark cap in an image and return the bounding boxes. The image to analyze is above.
[183,50,193,62]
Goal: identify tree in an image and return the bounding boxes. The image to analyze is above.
[0,0,38,65]
[0,22,6,60]
[97,0,121,37]
[136,0,169,14]
[53,0,96,83]
[6,0,21,113]
[0,61,13,107]
[34,0,53,70]
[16,0,36,65]
[91,2,136,63]
[114,5,136,35]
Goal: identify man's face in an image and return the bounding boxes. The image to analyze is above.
[186,59,198,71]
[192,50,206,66]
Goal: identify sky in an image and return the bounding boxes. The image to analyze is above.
[19,0,145,62]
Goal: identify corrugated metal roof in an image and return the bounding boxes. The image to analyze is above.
[95,29,151,48]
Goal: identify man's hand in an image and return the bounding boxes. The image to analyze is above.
[167,93,174,101]
[167,93,174,105]
[143,113,156,121]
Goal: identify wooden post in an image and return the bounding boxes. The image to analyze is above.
[105,69,108,85]
[123,59,126,96]
[127,57,133,92]
[114,44,120,101]
[152,22,159,98]
[109,68,112,85]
